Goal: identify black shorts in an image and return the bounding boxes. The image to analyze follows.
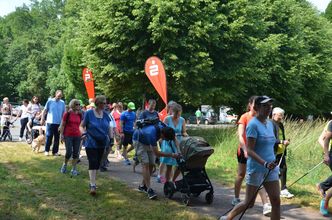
[237,148,247,164]
[122,132,133,146]
[86,147,105,170]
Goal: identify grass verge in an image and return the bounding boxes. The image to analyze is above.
[0,142,213,220]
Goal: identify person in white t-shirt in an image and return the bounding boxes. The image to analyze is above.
[18,99,30,141]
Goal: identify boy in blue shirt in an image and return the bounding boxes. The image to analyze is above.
[120,102,136,165]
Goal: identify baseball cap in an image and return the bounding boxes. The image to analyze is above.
[127,102,135,110]
[255,96,273,104]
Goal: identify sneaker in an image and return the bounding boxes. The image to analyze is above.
[320,199,329,216]
[138,184,148,193]
[219,217,227,220]
[231,198,241,206]
[280,189,294,198]
[70,169,79,176]
[317,183,326,198]
[45,151,49,156]
[124,159,131,165]
[263,203,272,216]
[89,184,97,196]
[18,137,22,141]
[60,164,67,174]
[147,188,157,199]
[53,153,61,156]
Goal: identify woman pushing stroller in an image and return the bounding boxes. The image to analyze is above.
[160,103,188,184]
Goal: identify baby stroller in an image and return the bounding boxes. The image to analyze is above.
[0,118,15,141]
[163,136,214,206]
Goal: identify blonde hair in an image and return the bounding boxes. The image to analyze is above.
[68,99,80,110]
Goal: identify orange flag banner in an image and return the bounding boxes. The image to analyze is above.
[144,56,167,105]
[158,107,168,121]
[82,68,95,99]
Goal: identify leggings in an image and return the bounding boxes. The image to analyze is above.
[86,148,105,170]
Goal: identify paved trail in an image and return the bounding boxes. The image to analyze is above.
[104,154,326,220]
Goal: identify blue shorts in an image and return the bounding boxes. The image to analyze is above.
[245,168,279,186]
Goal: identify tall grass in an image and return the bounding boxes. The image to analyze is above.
[188,119,330,208]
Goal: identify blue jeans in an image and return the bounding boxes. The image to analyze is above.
[44,123,60,154]
[64,136,81,160]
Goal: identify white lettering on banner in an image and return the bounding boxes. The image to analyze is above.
[84,73,91,82]
[149,60,159,76]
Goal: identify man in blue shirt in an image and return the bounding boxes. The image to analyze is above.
[41,90,66,156]
[139,99,159,120]
[120,102,136,165]
[133,124,179,199]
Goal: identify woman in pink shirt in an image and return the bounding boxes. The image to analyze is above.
[59,99,83,176]
[112,102,123,159]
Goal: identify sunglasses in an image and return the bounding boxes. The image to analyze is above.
[75,103,81,106]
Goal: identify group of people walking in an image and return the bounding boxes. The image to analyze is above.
[2,92,332,219]
[3,91,186,199]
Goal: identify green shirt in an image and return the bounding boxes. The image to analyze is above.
[195,110,202,117]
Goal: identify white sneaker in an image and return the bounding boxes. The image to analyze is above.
[231,198,241,206]
[280,189,294,198]
[263,203,272,216]
[18,137,22,141]
[44,151,49,156]
[219,216,227,220]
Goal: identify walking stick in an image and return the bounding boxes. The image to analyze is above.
[288,160,324,188]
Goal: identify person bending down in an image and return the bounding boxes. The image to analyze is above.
[133,124,180,200]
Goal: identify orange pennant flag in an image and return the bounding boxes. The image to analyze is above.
[82,68,95,99]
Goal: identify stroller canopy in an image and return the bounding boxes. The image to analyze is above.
[179,136,214,169]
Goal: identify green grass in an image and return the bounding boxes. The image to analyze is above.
[188,119,330,209]
[0,143,213,220]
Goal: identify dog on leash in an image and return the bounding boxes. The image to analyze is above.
[31,134,46,153]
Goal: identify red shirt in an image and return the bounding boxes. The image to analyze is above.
[112,110,121,133]
[63,112,82,137]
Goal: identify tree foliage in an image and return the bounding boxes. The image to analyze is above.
[0,0,331,116]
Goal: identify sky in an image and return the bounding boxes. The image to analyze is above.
[0,0,330,17]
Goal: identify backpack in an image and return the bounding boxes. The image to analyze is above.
[136,117,160,129]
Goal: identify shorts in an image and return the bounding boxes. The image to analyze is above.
[245,168,279,186]
[237,148,247,164]
[122,132,133,146]
[134,141,156,165]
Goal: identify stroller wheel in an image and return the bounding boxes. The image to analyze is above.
[205,192,214,204]
[163,182,175,199]
[182,194,191,206]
